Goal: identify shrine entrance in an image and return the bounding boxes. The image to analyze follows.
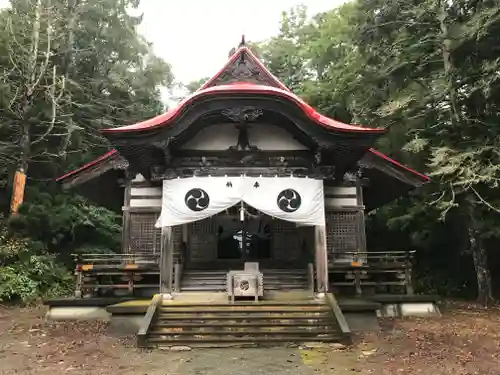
[215,203,271,261]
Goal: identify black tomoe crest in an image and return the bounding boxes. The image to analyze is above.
[277,189,301,213]
[185,188,210,211]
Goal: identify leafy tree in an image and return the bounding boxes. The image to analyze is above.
[0,0,173,301]
[257,0,500,303]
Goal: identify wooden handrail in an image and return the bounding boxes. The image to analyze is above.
[137,294,162,348]
[325,293,352,344]
[72,253,160,265]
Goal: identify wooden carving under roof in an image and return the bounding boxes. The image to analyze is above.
[205,50,278,88]
[202,36,285,90]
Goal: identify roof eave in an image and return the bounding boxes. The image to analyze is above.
[100,84,387,136]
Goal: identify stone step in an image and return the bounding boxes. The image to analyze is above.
[155,318,332,326]
[145,298,343,348]
[183,269,307,274]
[157,313,331,321]
[181,284,307,292]
[148,332,340,343]
[180,279,227,285]
[180,282,308,288]
[181,279,308,284]
[159,306,329,313]
[149,328,338,336]
[147,335,342,348]
[182,274,308,280]
[160,301,325,307]
[148,340,335,349]
[155,321,331,328]
[152,326,334,334]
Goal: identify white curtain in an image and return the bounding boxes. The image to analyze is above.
[242,176,325,226]
[155,176,242,227]
[155,176,325,228]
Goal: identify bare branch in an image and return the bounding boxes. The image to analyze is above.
[471,186,500,214]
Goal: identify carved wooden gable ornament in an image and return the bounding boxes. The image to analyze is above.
[201,36,288,90]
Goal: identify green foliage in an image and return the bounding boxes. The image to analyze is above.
[257,0,500,300]
[0,0,170,303]
[0,186,119,302]
[184,77,210,94]
[9,187,121,254]
[0,215,72,302]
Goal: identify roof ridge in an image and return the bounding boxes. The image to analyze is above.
[199,43,290,92]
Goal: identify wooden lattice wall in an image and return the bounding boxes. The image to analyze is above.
[128,212,182,260]
[128,213,161,254]
[270,219,301,261]
[326,210,364,264]
[187,218,218,263]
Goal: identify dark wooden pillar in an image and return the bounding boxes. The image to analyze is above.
[356,180,367,254]
[160,226,174,295]
[315,225,329,293]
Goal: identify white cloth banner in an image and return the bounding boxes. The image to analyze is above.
[155,176,325,228]
[155,176,242,227]
[242,176,325,227]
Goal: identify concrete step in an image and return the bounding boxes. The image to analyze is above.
[155,321,331,328]
[144,298,343,348]
[156,313,331,321]
[149,328,338,337]
[181,283,307,292]
[179,286,308,292]
[161,300,324,306]
[152,326,334,334]
[183,269,307,274]
[179,286,225,292]
[180,279,227,285]
[147,334,341,347]
[182,274,308,281]
[180,283,308,289]
[159,306,330,313]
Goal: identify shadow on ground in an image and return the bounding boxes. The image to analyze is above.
[0,302,499,375]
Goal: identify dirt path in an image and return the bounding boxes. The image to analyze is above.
[1,302,499,374]
[171,348,314,375]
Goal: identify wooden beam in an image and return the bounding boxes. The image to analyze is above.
[356,180,368,253]
[315,225,329,293]
[160,226,174,294]
[150,166,337,181]
[122,206,162,213]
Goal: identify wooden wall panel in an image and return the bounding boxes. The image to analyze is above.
[187,218,217,263]
[270,219,301,262]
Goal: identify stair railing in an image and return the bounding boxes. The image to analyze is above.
[325,293,352,345]
[137,294,162,348]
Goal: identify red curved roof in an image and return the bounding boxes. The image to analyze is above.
[102,83,386,134]
[56,149,118,182]
[369,148,430,181]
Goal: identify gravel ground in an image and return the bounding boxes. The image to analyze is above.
[1,302,500,375]
[169,348,314,375]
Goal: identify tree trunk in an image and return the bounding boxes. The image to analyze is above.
[59,0,78,156]
[465,194,493,305]
[438,0,462,127]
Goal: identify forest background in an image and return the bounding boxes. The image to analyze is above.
[1,0,499,304]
